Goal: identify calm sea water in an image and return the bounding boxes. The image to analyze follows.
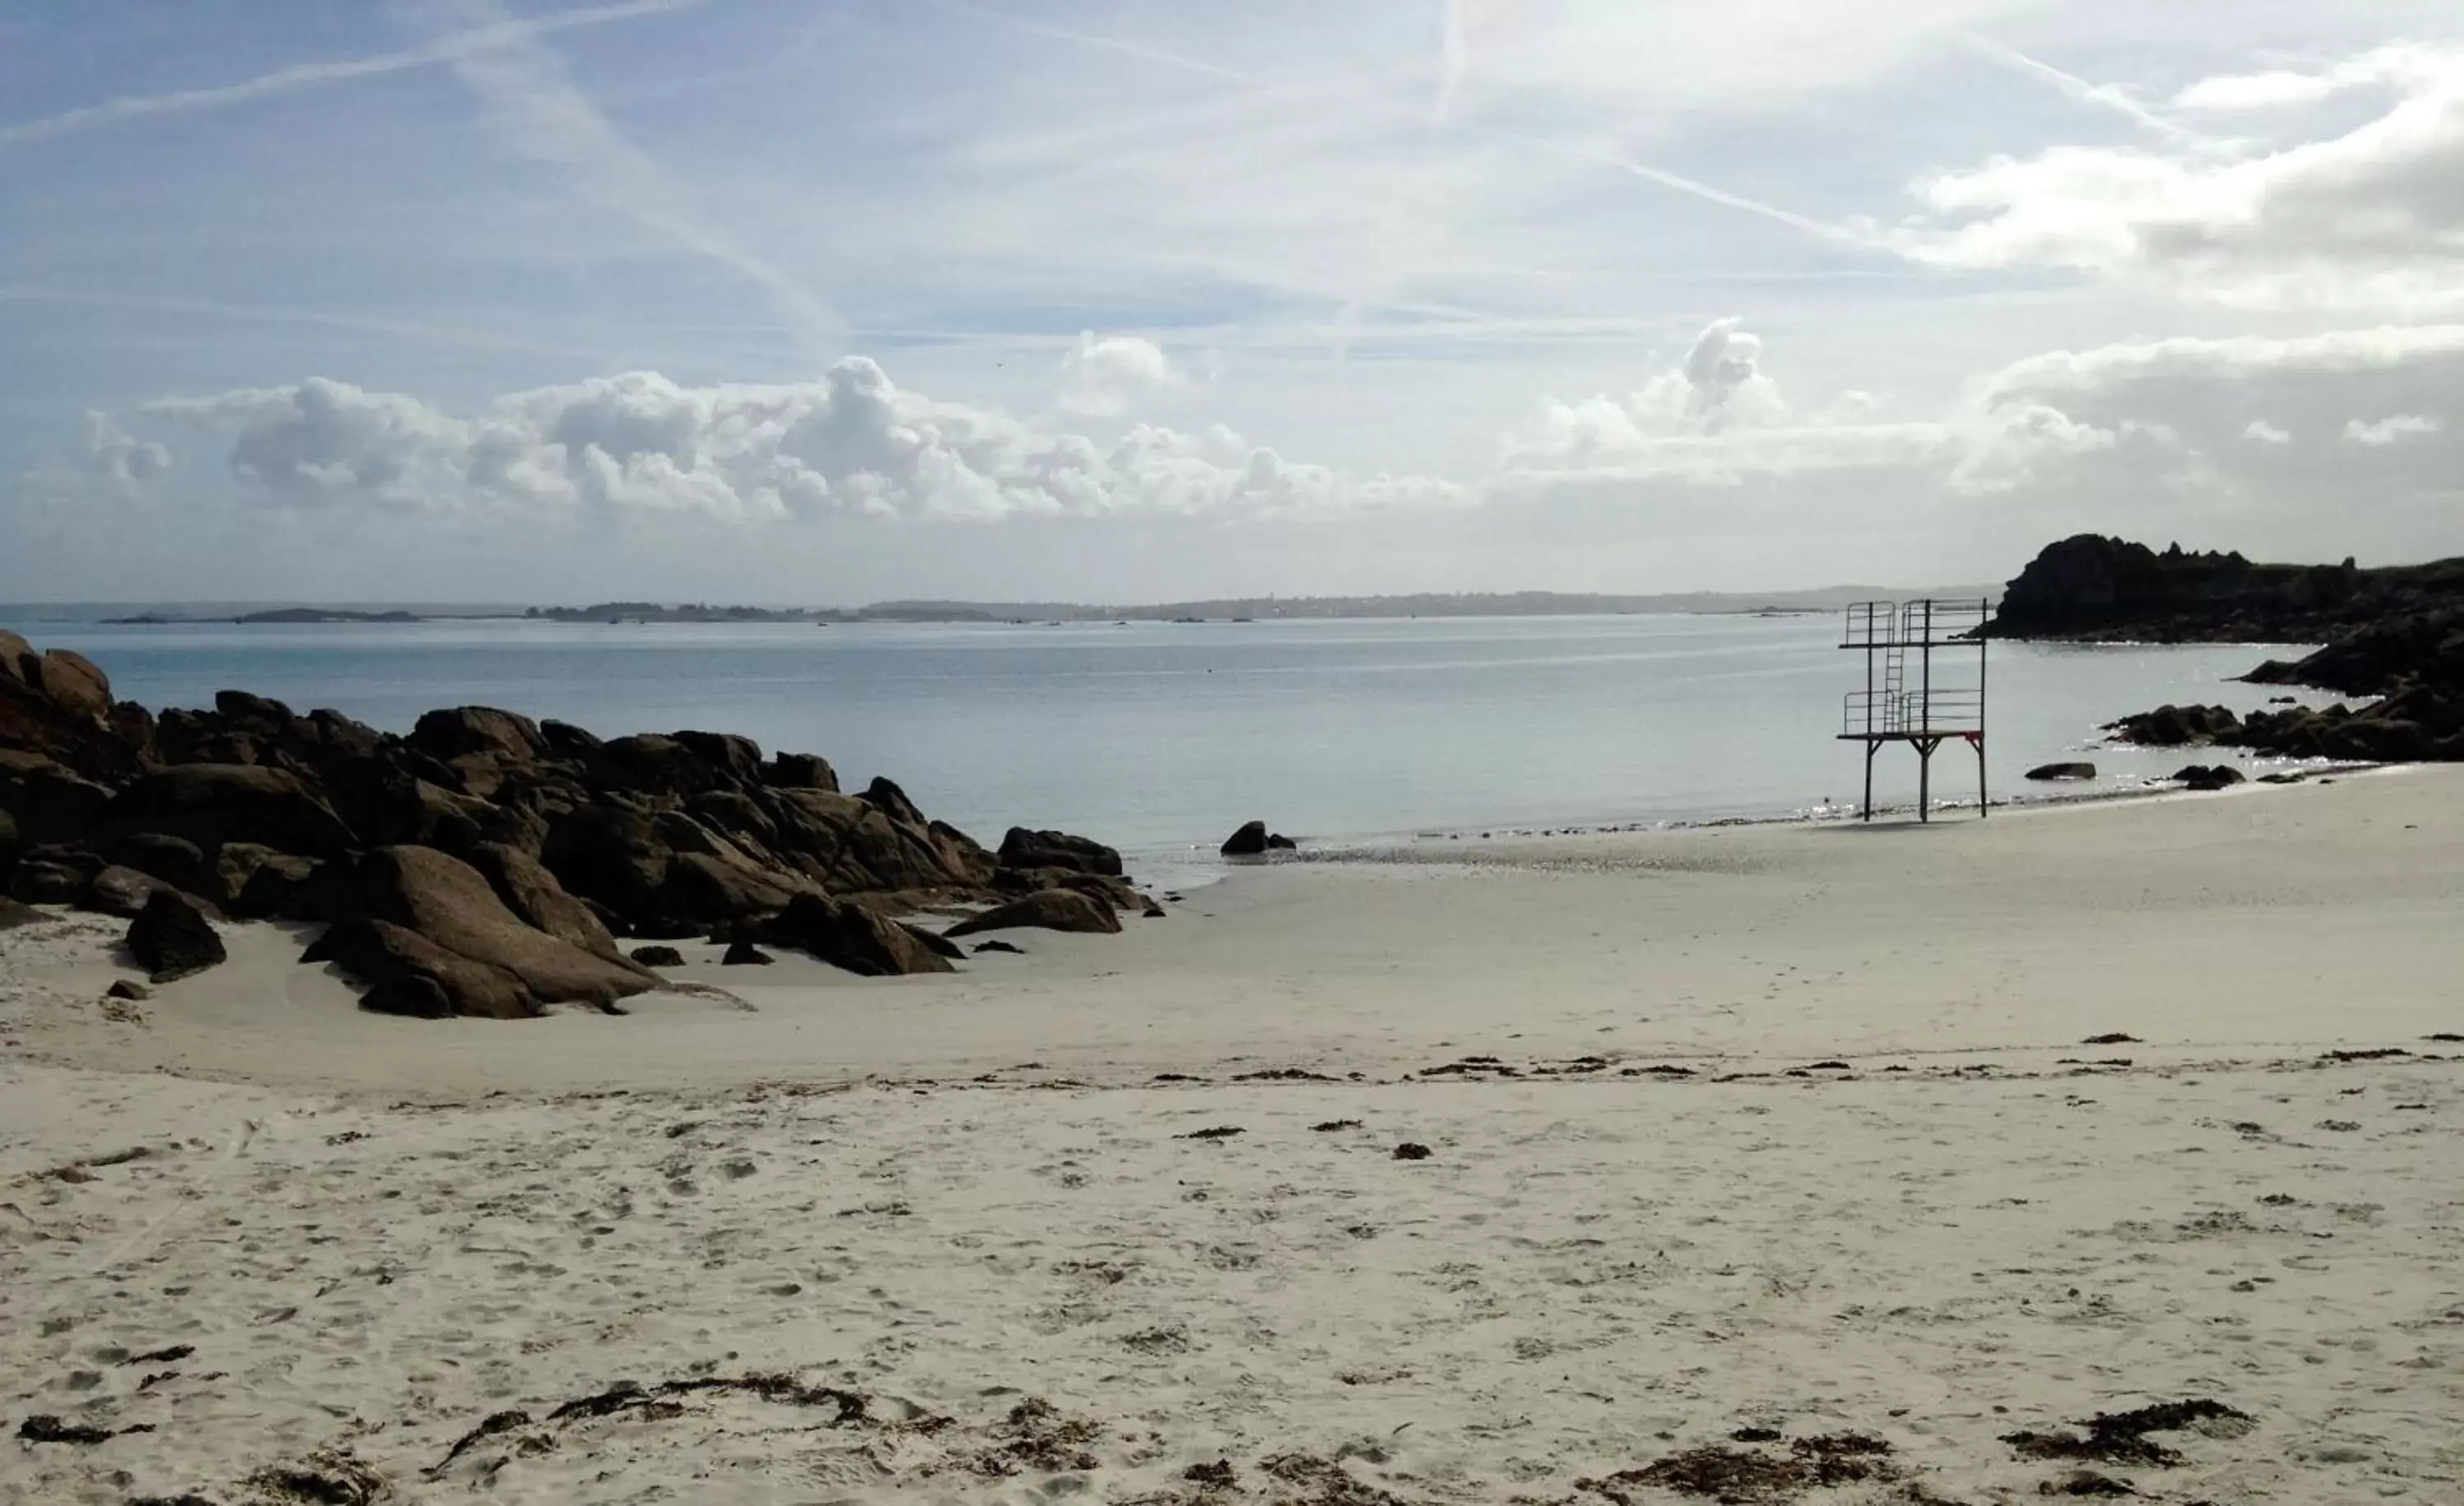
[7,615,2336,871]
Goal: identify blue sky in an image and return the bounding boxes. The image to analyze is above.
[4,0,2461,604]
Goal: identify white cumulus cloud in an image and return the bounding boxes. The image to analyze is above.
[1888,44,2464,312]
[83,411,171,484]
[1500,316,2464,526]
[134,357,1460,524]
[2343,413,2440,445]
[1055,333,1186,416]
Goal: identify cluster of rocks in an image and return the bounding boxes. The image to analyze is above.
[2168,764,2246,792]
[2020,759,2244,792]
[2103,678,2463,765]
[2235,607,2464,761]
[2101,704,2246,747]
[2,631,1142,1017]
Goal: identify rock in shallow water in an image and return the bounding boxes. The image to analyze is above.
[1220,820,1268,856]
[2103,703,2241,746]
[2025,762,2097,782]
[2170,764,2247,791]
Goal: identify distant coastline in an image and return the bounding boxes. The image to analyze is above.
[42,585,1999,628]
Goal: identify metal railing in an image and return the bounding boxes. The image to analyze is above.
[1838,598,1989,649]
[1840,600,1897,650]
[1843,687,1984,737]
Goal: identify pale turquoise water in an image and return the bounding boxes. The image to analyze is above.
[6,615,2337,868]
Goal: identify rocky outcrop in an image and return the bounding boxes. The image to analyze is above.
[2244,606,2464,700]
[306,918,535,1020]
[12,860,85,904]
[467,842,618,958]
[334,846,655,1013]
[126,889,227,983]
[900,922,967,961]
[762,751,838,791]
[2227,696,2463,763]
[0,750,115,846]
[1996,538,2464,767]
[91,830,208,893]
[99,764,357,857]
[945,888,1122,938]
[407,706,549,764]
[86,864,219,921]
[739,893,956,976]
[1,631,146,781]
[1984,535,2462,643]
[998,827,1122,877]
[206,843,324,919]
[0,632,1135,1009]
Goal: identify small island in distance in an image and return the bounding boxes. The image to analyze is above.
[109,607,425,626]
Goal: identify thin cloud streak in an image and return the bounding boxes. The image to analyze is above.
[0,283,618,362]
[1434,0,1469,127]
[925,0,1253,85]
[938,0,1852,250]
[407,0,843,351]
[0,0,706,149]
[1960,34,2213,150]
[1506,129,1863,246]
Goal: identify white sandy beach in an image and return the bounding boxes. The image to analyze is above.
[4,770,2461,1504]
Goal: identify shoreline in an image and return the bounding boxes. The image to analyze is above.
[1199,754,2386,874]
[6,762,2454,1099]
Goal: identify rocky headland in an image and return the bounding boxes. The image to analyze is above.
[0,631,1140,1017]
[1988,535,2464,764]
[1984,533,2464,645]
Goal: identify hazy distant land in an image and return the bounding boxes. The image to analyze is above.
[22,585,1997,627]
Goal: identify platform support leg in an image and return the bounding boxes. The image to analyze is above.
[1915,736,1942,824]
[1862,740,1876,822]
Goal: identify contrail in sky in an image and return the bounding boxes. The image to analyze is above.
[942,0,1849,247]
[1961,34,2214,149]
[0,0,705,149]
